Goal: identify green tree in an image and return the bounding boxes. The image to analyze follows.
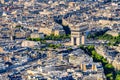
[106,73,113,80]
[80,45,116,80]
[116,71,120,80]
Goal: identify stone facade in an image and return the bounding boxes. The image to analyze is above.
[70,25,88,46]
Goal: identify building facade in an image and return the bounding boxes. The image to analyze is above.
[70,24,88,46]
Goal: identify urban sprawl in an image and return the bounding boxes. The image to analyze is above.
[0,0,120,80]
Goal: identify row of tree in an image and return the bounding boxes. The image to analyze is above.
[48,44,62,49]
[97,34,120,46]
[79,45,116,80]
[26,38,46,44]
[116,71,120,80]
[27,34,70,41]
[87,30,106,39]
